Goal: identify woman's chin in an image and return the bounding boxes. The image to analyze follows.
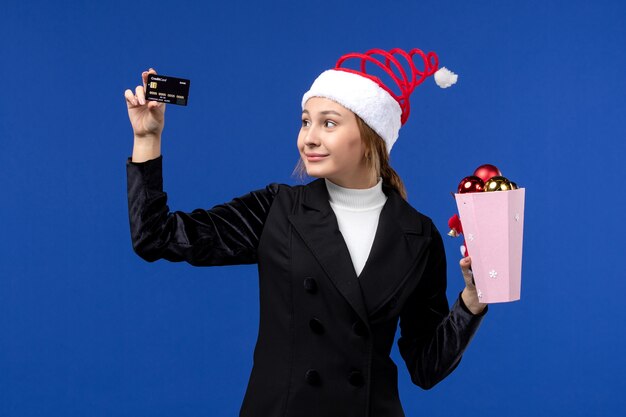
[304,166,323,178]
[305,170,324,179]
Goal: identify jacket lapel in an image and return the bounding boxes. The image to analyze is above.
[356,183,431,317]
[287,178,431,325]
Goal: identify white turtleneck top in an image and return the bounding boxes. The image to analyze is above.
[324,177,388,277]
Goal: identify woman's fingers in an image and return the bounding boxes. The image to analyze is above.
[135,85,145,105]
[124,88,138,106]
[122,68,159,108]
[460,256,476,286]
[142,67,157,91]
[148,99,162,110]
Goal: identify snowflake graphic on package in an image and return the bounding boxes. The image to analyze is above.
[489,270,498,279]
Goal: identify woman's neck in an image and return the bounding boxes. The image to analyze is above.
[324,173,378,189]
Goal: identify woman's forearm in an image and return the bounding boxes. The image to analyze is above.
[132,135,162,163]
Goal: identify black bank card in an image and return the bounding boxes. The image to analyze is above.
[146,73,190,106]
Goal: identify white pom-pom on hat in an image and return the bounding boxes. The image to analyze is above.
[434,67,458,88]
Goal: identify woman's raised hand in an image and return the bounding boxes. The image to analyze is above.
[124,68,166,140]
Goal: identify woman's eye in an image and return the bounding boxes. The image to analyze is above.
[301,119,310,127]
[324,120,337,128]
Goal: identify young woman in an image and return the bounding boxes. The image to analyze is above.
[124,48,487,417]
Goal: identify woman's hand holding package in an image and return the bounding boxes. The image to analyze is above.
[460,256,487,315]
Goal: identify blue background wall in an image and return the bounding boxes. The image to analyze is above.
[1,0,625,415]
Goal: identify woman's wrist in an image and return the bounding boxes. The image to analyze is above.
[461,287,487,315]
[132,135,162,163]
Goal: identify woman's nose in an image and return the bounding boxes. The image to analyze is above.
[304,126,321,146]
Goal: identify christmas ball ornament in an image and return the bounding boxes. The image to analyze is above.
[510,181,518,190]
[484,176,513,192]
[457,176,485,193]
[473,164,502,183]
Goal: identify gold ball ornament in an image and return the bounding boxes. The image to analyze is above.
[484,176,513,192]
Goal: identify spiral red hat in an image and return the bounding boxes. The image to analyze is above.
[302,48,457,153]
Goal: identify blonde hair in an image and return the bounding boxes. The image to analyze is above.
[292,114,408,201]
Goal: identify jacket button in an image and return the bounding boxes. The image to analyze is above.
[388,295,398,309]
[348,370,364,387]
[309,317,325,334]
[305,369,321,386]
[352,321,368,338]
[303,277,318,293]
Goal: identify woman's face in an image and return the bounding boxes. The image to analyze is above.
[298,97,374,189]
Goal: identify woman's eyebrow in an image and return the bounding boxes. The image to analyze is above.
[301,109,343,117]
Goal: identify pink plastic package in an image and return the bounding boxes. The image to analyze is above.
[454,188,526,303]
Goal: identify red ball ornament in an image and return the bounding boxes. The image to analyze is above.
[473,164,502,183]
[457,176,485,193]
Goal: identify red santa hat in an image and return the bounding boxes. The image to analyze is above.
[301,48,457,153]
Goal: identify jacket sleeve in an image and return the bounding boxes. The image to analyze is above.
[396,221,488,390]
[126,155,281,266]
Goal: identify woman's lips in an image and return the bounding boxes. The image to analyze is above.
[306,154,328,162]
